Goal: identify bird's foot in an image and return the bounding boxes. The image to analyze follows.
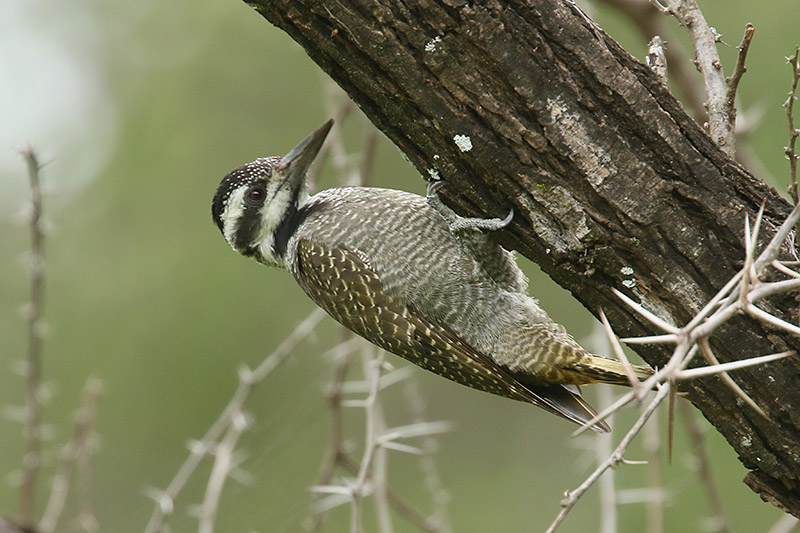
[426,179,514,233]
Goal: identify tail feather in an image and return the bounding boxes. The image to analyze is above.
[532,383,610,432]
[573,356,653,386]
[508,371,611,432]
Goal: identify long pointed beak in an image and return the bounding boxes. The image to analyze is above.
[275,119,334,193]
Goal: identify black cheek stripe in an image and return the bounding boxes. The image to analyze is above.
[273,202,321,259]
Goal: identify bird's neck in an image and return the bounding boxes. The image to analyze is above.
[253,189,312,268]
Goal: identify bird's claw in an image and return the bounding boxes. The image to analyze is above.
[498,207,515,228]
[427,178,513,232]
[426,178,445,198]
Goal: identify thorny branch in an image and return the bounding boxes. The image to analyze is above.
[786,47,800,205]
[196,411,251,533]
[642,409,664,533]
[350,350,387,533]
[143,308,327,533]
[656,0,737,155]
[546,384,671,533]
[652,1,756,161]
[548,203,800,531]
[402,378,452,533]
[20,148,46,527]
[8,151,104,533]
[585,328,618,533]
[678,401,729,533]
[309,348,452,532]
[39,379,103,533]
[305,339,450,533]
[304,333,355,532]
[724,23,755,135]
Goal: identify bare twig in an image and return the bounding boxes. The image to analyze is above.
[724,24,755,133]
[596,387,618,533]
[611,288,679,334]
[20,148,46,527]
[642,409,664,533]
[601,0,706,119]
[697,338,766,417]
[358,123,380,187]
[143,308,327,533]
[658,0,736,155]
[373,443,391,533]
[772,260,800,278]
[76,406,100,533]
[312,452,445,532]
[667,378,676,463]
[744,305,800,335]
[351,350,386,533]
[678,352,797,379]
[402,378,452,533]
[586,326,618,533]
[755,201,800,275]
[598,309,644,390]
[648,0,669,16]
[678,401,730,533]
[39,379,103,533]
[305,335,355,532]
[308,350,451,532]
[604,1,774,181]
[547,384,671,533]
[196,411,250,533]
[307,79,357,191]
[785,47,800,205]
[620,334,678,344]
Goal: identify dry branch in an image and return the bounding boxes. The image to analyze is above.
[39,379,102,533]
[724,23,755,129]
[786,47,800,204]
[20,148,46,527]
[657,0,736,154]
[143,309,327,533]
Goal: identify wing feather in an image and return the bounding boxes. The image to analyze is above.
[292,239,609,432]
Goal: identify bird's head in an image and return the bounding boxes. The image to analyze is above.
[212,119,333,266]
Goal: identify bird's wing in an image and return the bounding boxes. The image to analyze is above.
[292,239,609,432]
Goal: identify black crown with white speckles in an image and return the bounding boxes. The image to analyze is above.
[211,157,281,232]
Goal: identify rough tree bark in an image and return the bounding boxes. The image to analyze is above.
[248,0,800,515]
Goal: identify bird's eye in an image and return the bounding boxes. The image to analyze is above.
[246,187,266,204]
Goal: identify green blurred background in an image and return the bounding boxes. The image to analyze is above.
[1,1,797,531]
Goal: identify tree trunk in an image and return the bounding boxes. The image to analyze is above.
[248,0,800,515]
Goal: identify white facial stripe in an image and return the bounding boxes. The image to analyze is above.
[264,178,293,229]
[222,187,247,248]
[220,170,310,267]
[254,177,294,265]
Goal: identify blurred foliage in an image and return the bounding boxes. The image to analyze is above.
[1,0,797,531]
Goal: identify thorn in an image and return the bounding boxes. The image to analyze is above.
[612,288,680,334]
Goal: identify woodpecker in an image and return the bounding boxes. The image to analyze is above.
[211,120,652,432]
